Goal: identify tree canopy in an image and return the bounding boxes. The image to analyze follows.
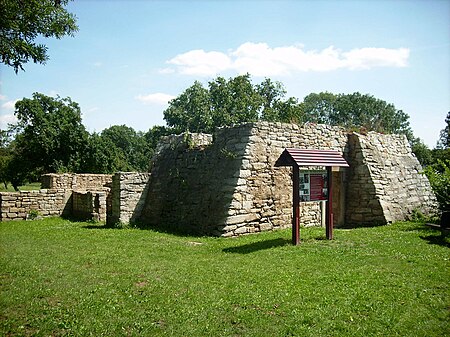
[164,75,411,138]
[2,94,174,187]
[0,0,78,73]
[300,92,412,137]
[8,93,89,187]
[164,74,302,133]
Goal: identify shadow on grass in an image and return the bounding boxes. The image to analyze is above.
[82,224,110,230]
[403,223,450,248]
[337,222,386,229]
[223,238,291,254]
[419,234,450,248]
[133,222,207,238]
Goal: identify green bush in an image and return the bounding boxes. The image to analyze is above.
[424,159,450,211]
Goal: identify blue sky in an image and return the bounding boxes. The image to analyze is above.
[1,0,449,147]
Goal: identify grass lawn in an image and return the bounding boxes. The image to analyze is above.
[0,218,448,336]
[0,182,41,192]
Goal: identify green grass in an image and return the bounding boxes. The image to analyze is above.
[0,218,448,336]
[0,182,41,192]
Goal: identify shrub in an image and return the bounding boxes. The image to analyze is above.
[424,159,450,211]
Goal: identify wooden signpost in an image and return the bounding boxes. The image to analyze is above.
[275,149,349,245]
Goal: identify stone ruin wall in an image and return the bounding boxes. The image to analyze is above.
[346,132,436,225]
[0,122,437,234]
[108,172,151,226]
[0,173,113,221]
[219,122,349,236]
[138,121,437,237]
[138,122,350,236]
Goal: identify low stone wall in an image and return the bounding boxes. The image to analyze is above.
[1,173,113,222]
[72,191,109,222]
[41,173,112,191]
[108,172,151,226]
[0,189,72,221]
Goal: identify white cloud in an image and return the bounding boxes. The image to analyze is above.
[87,107,100,113]
[0,100,18,129]
[0,114,17,129]
[1,100,18,112]
[165,42,410,77]
[342,47,409,70]
[136,93,176,105]
[0,94,6,101]
[167,49,232,76]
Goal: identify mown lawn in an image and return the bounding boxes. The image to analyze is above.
[0,182,41,192]
[0,218,448,336]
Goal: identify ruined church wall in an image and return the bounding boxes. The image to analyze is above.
[138,121,437,236]
[41,173,113,191]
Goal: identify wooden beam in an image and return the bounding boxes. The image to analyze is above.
[326,166,333,240]
[292,165,300,245]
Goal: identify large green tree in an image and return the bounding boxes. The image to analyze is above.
[0,0,78,73]
[8,93,89,187]
[100,125,150,172]
[300,92,412,137]
[164,76,411,137]
[0,130,13,189]
[164,74,301,133]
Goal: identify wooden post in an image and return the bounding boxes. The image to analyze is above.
[326,166,333,240]
[292,165,300,245]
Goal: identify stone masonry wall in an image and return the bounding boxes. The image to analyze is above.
[139,122,350,236]
[1,173,113,222]
[138,130,245,234]
[0,189,72,221]
[41,173,113,191]
[139,121,437,237]
[346,132,437,224]
[72,191,109,222]
[220,122,349,236]
[108,172,151,225]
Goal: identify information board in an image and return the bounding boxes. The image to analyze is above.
[299,170,328,202]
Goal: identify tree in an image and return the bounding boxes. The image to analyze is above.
[8,93,89,187]
[300,92,412,139]
[0,0,78,73]
[209,74,261,128]
[83,133,127,174]
[257,78,303,123]
[164,81,212,133]
[163,74,302,133]
[436,112,449,149]
[0,130,13,189]
[300,92,337,125]
[100,125,150,172]
[424,159,450,212]
[411,138,433,167]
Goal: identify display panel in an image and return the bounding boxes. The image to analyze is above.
[299,170,328,201]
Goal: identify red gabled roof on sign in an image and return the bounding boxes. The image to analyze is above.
[275,148,349,167]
